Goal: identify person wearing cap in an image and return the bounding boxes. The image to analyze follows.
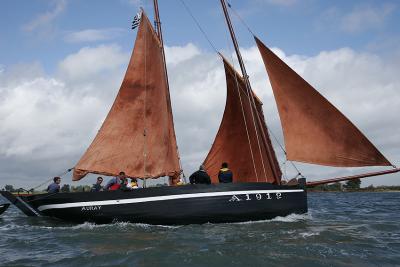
[189,165,211,185]
[47,177,61,193]
[218,162,233,183]
[91,177,104,192]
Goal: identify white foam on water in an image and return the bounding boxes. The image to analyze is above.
[270,213,312,222]
[0,220,180,232]
[299,232,320,238]
[47,221,179,230]
[228,212,312,225]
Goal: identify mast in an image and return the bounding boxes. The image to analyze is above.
[153,0,170,102]
[153,0,183,179]
[153,0,163,44]
[220,0,281,182]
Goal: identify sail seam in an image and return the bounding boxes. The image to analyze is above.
[143,16,148,185]
[228,59,259,182]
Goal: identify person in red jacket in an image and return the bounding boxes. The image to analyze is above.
[105,171,126,191]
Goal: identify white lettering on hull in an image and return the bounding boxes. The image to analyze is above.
[81,206,102,211]
[38,189,304,211]
[229,192,283,202]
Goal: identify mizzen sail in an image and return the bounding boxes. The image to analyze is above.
[204,58,282,184]
[73,12,180,180]
[255,37,391,167]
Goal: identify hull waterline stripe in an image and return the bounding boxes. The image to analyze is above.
[38,189,304,211]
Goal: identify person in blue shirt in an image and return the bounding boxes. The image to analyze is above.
[218,162,233,183]
[47,177,61,193]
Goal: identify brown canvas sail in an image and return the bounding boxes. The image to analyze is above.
[255,37,391,167]
[73,12,180,180]
[203,58,282,184]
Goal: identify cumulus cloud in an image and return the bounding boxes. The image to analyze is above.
[164,43,201,66]
[58,44,129,82]
[22,0,66,33]
[0,44,128,187]
[64,28,127,43]
[0,42,399,188]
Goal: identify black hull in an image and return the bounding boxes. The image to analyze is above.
[0,203,10,215]
[1,183,307,225]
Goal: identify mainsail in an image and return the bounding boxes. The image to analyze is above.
[204,58,282,184]
[73,12,180,180]
[255,37,391,167]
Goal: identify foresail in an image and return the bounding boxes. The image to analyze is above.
[255,37,391,167]
[73,12,180,180]
[203,58,282,184]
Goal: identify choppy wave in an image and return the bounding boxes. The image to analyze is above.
[1,193,400,267]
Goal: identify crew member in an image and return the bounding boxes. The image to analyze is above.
[128,177,139,189]
[218,162,233,183]
[189,165,211,184]
[169,174,184,186]
[120,177,132,191]
[91,177,104,192]
[105,171,125,191]
[47,177,61,193]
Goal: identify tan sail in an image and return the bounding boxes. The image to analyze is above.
[73,12,180,180]
[203,58,282,184]
[255,37,391,167]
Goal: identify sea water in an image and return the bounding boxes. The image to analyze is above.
[0,192,399,267]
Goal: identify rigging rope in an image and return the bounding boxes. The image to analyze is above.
[227,1,305,179]
[226,2,256,36]
[30,168,74,192]
[222,10,260,181]
[228,58,260,182]
[179,0,219,54]
[143,17,148,188]
[268,128,303,176]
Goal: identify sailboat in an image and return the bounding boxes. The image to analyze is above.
[1,0,398,224]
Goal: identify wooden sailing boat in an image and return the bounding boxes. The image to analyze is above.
[1,0,398,224]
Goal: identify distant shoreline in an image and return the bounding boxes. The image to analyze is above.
[308,188,400,193]
[308,190,400,193]
[306,183,400,193]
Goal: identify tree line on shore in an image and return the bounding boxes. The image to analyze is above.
[307,179,400,192]
[1,184,92,193]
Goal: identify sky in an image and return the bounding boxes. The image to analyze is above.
[0,0,399,189]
